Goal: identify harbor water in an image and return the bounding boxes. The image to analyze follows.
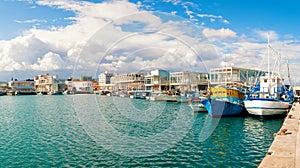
[0,95,283,167]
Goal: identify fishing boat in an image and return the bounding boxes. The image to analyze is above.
[244,34,292,117]
[244,75,291,116]
[200,86,245,117]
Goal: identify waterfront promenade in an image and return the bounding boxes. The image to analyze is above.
[259,102,300,167]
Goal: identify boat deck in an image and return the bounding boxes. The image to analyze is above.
[259,102,300,167]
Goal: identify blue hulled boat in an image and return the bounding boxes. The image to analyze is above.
[201,86,245,117]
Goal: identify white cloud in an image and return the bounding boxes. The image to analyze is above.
[197,14,223,19]
[223,19,229,24]
[203,28,237,39]
[255,30,279,41]
[171,11,177,15]
[0,34,50,66]
[163,0,182,5]
[196,13,230,25]
[0,0,221,77]
[0,0,300,84]
[15,19,47,24]
[31,52,66,71]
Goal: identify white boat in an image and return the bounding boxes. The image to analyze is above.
[63,90,75,95]
[244,33,291,117]
[37,92,43,96]
[149,92,177,102]
[244,98,290,116]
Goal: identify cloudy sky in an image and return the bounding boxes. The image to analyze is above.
[0,0,300,84]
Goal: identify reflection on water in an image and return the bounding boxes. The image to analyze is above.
[0,95,283,167]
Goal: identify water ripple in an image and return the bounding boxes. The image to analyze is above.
[0,95,283,167]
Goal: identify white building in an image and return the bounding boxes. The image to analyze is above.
[34,74,66,94]
[7,80,35,95]
[144,70,169,91]
[65,80,94,94]
[110,73,145,91]
[169,71,208,92]
[98,72,114,91]
[209,67,265,88]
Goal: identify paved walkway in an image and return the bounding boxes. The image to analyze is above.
[259,102,300,168]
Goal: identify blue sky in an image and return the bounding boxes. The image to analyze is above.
[0,0,299,84]
[1,0,299,40]
[0,0,74,40]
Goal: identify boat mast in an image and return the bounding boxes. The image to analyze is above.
[267,33,272,97]
[267,32,270,78]
[287,60,292,90]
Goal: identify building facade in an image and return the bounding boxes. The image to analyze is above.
[68,80,94,94]
[98,72,114,91]
[7,79,35,95]
[34,74,66,94]
[110,73,145,91]
[209,67,265,88]
[144,70,169,91]
[169,71,208,92]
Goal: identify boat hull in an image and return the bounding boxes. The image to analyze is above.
[201,98,244,117]
[190,103,207,113]
[149,94,178,102]
[244,99,290,116]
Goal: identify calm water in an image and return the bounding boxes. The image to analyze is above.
[0,95,283,167]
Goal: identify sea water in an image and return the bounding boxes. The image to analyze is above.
[0,95,283,167]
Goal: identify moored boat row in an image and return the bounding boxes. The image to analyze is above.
[200,34,294,118]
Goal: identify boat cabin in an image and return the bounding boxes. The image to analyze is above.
[210,87,244,99]
[259,76,283,99]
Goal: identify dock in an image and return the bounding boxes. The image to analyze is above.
[259,102,300,168]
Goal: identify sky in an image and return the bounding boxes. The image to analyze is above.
[0,0,300,85]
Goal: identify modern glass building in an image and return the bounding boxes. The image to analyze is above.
[209,67,266,87]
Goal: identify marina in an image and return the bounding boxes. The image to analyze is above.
[1,0,300,167]
[0,61,298,167]
[0,95,285,167]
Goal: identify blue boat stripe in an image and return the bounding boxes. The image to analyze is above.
[246,107,288,110]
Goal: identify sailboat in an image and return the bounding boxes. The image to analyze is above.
[244,34,291,117]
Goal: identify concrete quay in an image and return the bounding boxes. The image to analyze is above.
[259,102,300,168]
